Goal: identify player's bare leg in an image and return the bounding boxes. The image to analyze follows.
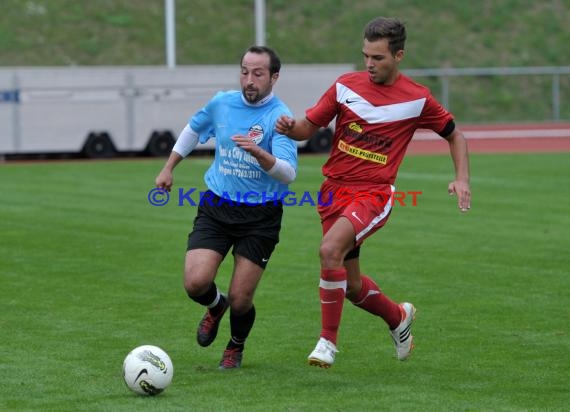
[184,249,229,348]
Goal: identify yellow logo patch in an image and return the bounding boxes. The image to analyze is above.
[348,122,363,133]
[338,140,388,165]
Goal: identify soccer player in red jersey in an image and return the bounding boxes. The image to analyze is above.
[276,16,471,367]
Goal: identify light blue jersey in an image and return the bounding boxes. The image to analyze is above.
[189,90,298,204]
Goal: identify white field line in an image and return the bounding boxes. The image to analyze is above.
[413,128,570,140]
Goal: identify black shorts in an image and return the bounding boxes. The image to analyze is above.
[187,191,283,269]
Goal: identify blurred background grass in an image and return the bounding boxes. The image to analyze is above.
[1,1,569,122]
[1,0,568,67]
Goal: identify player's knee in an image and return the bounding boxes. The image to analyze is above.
[183,274,208,297]
[319,240,345,264]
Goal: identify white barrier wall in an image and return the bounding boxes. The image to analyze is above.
[0,64,353,156]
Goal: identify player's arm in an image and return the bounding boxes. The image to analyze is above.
[443,127,471,212]
[232,135,296,184]
[155,125,199,191]
[275,116,320,141]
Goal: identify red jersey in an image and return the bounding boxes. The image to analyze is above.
[306,71,454,185]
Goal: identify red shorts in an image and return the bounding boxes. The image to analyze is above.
[317,179,395,246]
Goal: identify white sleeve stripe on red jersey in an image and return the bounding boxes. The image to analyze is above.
[336,83,426,124]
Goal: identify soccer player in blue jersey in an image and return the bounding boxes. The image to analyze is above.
[155,46,298,369]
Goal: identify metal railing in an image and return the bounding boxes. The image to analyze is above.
[403,66,570,121]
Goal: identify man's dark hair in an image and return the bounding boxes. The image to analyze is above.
[241,46,281,75]
[363,17,406,56]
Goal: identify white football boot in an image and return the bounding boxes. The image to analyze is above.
[308,337,338,368]
[389,302,416,360]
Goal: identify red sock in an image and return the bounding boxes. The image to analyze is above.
[349,275,402,329]
[319,268,347,345]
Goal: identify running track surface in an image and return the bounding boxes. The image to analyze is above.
[407,122,570,155]
[2,122,569,161]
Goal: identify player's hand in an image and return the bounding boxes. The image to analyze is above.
[232,135,262,155]
[155,169,174,192]
[275,115,295,135]
[448,180,471,212]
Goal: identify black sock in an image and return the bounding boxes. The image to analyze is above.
[226,337,245,351]
[227,305,256,351]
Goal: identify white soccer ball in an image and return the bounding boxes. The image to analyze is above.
[122,345,174,396]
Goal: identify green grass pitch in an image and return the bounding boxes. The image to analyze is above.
[1,152,569,411]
